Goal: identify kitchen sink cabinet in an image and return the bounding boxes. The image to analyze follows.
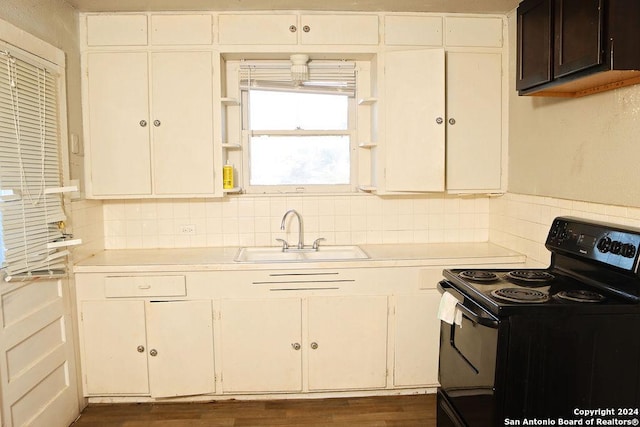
[218,295,388,393]
[85,50,215,198]
[79,299,215,397]
[307,295,388,391]
[217,13,378,46]
[219,298,303,393]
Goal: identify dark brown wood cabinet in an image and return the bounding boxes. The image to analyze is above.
[517,0,640,97]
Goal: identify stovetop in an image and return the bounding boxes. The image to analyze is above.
[442,267,640,317]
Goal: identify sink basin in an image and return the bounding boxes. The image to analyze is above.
[234,245,369,263]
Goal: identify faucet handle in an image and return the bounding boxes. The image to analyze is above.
[312,238,326,250]
[275,238,289,251]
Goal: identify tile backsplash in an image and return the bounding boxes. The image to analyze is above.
[102,194,491,249]
[490,193,640,267]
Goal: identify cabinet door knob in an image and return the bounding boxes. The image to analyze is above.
[310,342,318,350]
[291,342,301,350]
[153,120,161,127]
[448,118,456,125]
[139,120,147,127]
[289,25,297,32]
[435,117,443,125]
[149,349,158,357]
[137,345,145,353]
[303,25,311,33]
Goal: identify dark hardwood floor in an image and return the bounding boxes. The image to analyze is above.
[70,394,436,426]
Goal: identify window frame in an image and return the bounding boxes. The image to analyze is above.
[224,59,370,195]
[240,88,357,194]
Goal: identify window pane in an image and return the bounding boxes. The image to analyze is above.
[249,90,348,131]
[249,135,350,186]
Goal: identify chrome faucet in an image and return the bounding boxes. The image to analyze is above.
[280,209,304,249]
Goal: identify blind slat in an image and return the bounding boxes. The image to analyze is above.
[1,48,69,278]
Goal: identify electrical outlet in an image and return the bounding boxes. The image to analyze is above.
[180,224,196,235]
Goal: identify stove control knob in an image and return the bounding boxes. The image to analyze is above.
[621,243,637,258]
[611,240,622,255]
[597,236,612,253]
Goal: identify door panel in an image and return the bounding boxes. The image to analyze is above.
[146,300,215,397]
[307,295,388,390]
[219,298,302,393]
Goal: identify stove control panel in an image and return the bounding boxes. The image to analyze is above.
[546,217,640,272]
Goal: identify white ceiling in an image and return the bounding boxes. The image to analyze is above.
[65,0,520,14]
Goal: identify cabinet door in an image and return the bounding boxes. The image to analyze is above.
[394,292,441,387]
[516,0,553,91]
[307,295,388,390]
[554,0,603,78]
[86,52,151,196]
[151,52,215,195]
[218,14,297,45]
[384,49,445,192]
[300,15,379,45]
[446,52,502,192]
[146,301,215,397]
[219,298,302,393]
[80,300,148,395]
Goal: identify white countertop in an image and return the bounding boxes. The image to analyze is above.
[73,243,526,273]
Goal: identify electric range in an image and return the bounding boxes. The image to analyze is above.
[436,216,640,427]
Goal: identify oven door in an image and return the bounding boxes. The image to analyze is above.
[437,281,500,427]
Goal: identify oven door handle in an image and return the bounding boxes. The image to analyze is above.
[438,281,500,329]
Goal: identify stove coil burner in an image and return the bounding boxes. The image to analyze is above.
[458,270,499,282]
[555,289,606,303]
[507,270,555,286]
[491,288,550,304]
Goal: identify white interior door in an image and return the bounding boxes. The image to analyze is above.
[219,298,302,393]
[86,52,151,196]
[307,295,388,390]
[151,51,215,195]
[384,49,445,192]
[146,300,215,397]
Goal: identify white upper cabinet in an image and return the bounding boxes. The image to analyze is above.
[299,14,379,45]
[218,14,298,45]
[150,14,213,45]
[446,52,503,192]
[384,15,443,46]
[217,13,379,45]
[85,51,215,197]
[383,49,446,192]
[86,52,152,196]
[445,16,503,48]
[86,14,148,46]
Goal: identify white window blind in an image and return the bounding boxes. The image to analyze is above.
[0,48,70,282]
[239,60,356,96]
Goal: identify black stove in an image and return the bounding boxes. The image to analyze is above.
[437,217,640,427]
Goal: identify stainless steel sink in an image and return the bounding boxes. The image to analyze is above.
[234,245,369,263]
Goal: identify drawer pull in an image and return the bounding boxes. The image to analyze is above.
[137,284,151,290]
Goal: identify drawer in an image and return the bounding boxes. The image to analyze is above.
[104,276,186,297]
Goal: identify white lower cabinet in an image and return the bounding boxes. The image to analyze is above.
[219,298,303,393]
[80,300,215,397]
[393,292,441,387]
[219,295,388,393]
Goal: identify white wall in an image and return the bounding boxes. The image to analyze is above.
[506,11,640,208]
